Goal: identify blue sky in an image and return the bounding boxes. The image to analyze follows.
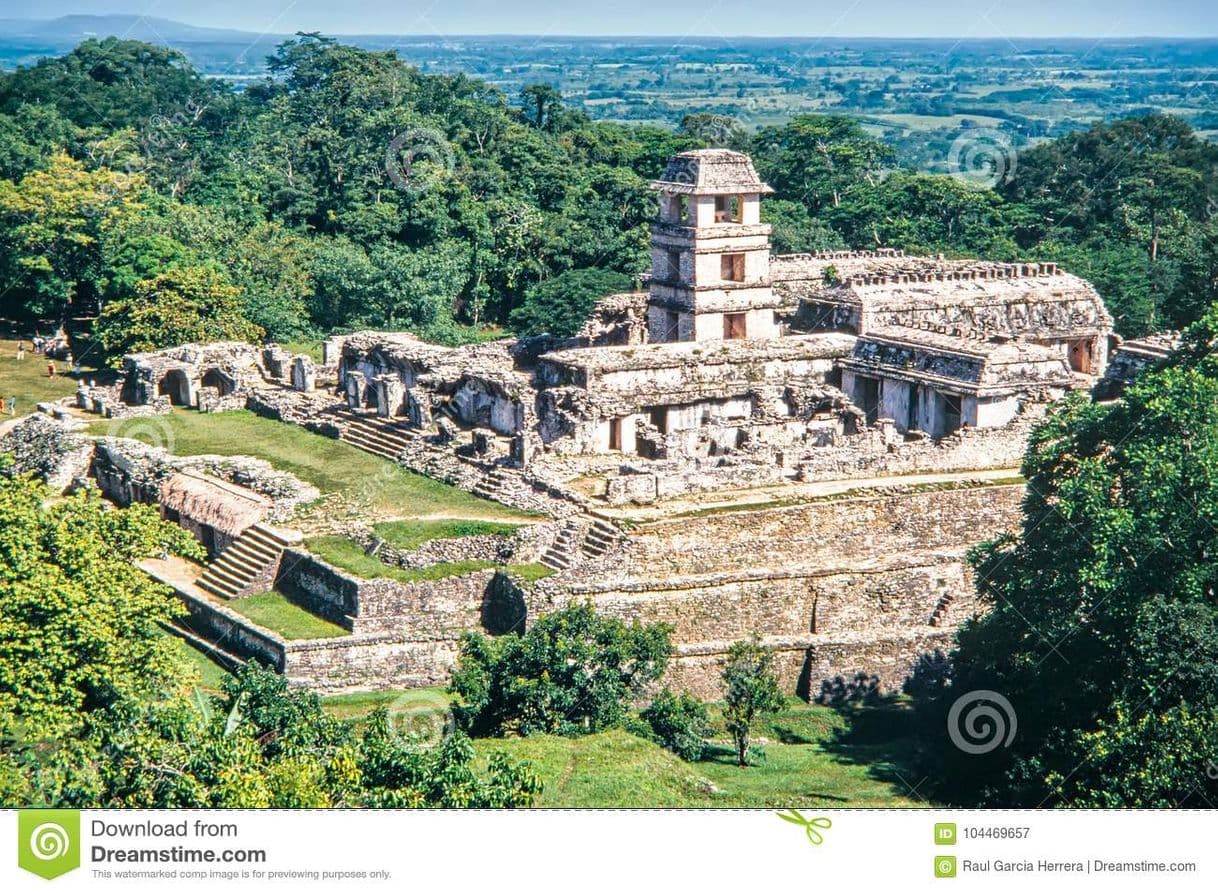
[4,0,1218,37]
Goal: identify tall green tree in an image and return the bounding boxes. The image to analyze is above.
[93,266,263,362]
[0,153,143,320]
[450,603,673,737]
[750,115,894,214]
[917,308,1218,806]
[509,268,635,338]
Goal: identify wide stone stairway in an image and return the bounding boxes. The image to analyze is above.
[196,523,296,599]
[334,412,423,460]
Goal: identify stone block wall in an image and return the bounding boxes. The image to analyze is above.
[533,482,1021,699]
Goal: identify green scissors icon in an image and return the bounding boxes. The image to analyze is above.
[776,809,832,845]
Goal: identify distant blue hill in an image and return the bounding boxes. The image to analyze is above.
[0,15,288,73]
[0,14,272,44]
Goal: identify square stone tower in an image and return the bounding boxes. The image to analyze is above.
[647,149,779,343]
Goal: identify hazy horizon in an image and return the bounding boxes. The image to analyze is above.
[1,1,1216,39]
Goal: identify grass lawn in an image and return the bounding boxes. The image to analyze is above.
[306,535,552,585]
[280,339,324,363]
[229,591,349,640]
[322,686,450,720]
[322,689,924,807]
[471,700,923,807]
[87,409,534,522]
[307,535,496,582]
[372,519,524,551]
[0,337,109,414]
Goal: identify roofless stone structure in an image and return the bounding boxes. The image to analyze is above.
[48,148,1147,699]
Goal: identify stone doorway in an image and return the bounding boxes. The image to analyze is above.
[1068,338,1094,374]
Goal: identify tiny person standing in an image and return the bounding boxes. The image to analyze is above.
[16,341,25,361]
[47,359,55,378]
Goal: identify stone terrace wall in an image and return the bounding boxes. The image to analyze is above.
[282,636,459,691]
[275,549,528,639]
[534,482,1023,699]
[607,484,1022,578]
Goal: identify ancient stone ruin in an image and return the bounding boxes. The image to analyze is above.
[17,148,1157,701]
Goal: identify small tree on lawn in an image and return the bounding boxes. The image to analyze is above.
[721,638,785,767]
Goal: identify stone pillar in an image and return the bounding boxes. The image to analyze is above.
[373,375,405,418]
[510,431,541,468]
[290,356,316,392]
[407,391,432,428]
[322,336,346,367]
[345,370,367,410]
[262,345,291,380]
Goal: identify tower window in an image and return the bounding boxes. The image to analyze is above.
[720,253,746,282]
[663,194,682,222]
[724,313,747,340]
[664,310,680,342]
[665,250,681,283]
[714,195,743,223]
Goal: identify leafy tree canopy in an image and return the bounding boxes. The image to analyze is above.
[509,268,635,338]
[450,602,673,737]
[93,266,264,362]
[917,308,1218,806]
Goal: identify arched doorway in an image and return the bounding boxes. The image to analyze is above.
[157,369,193,406]
[201,368,234,397]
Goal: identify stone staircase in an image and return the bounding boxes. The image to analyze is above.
[472,465,511,501]
[538,515,626,571]
[581,515,623,558]
[196,524,293,599]
[540,520,581,572]
[336,412,422,460]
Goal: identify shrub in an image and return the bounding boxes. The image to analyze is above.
[640,689,710,761]
[450,602,673,737]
